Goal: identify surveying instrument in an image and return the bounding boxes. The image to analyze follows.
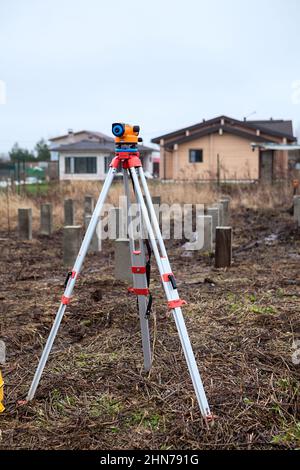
[26,123,212,422]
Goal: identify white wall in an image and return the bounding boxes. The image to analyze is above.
[59,152,111,181]
[59,151,154,180]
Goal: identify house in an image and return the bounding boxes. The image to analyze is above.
[49,130,154,181]
[151,116,298,182]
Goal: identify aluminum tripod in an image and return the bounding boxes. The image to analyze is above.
[26,124,212,422]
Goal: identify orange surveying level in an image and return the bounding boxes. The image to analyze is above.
[112,123,142,145]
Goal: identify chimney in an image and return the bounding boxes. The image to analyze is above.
[68,129,74,142]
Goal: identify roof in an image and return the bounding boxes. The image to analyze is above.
[151,115,296,146]
[49,130,114,142]
[248,120,294,138]
[52,140,154,153]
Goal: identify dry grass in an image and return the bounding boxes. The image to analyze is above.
[0,180,294,232]
[0,207,299,449]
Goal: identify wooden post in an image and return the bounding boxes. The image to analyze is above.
[215,227,232,268]
[217,154,220,187]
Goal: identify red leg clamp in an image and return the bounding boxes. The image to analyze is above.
[61,296,71,305]
[168,299,187,309]
[132,266,146,274]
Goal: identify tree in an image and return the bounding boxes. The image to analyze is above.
[35,138,50,161]
[9,143,35,162]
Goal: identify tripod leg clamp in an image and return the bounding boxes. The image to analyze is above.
[168,299,187,310]
[162,273,177,289]
[128,287,149,296]
[61,296,71,305]
[131,267,146,274]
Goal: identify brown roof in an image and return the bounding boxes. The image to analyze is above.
[151,115,296,145]
[248,119,294,137]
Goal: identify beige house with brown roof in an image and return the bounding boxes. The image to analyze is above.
[152,116,297,182]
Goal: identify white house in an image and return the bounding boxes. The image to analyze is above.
[49,129,154,181]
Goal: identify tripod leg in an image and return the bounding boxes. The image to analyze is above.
[26,168,117,401]
[128,167,212,421]
[123,169,152,371]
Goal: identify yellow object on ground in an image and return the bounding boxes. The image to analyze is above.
[0,371,4,412]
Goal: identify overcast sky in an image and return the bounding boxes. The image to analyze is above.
[0,0,300,153]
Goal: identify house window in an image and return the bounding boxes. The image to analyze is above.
[104,155,113,173]
[65,157,71,173]
[189,149,203,163]
[73,157,97,174]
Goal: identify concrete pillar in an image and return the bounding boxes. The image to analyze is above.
[207,207,219,242]
[293,196,300,227]
[63,225,81,267]
[114,239,132,283]
[198,215,212,252]
[64,199,75,226]
[215,227,232,268]
[109,207,125,239]
[84,215,101,252]
[40,203,53,235]
[84,195,94,216]
[219,198,230,226]
[18,208,32,240]
[214,203,224,227]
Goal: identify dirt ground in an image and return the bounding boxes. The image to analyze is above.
[0,207,299,450]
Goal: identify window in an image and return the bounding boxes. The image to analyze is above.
[64,156,97,174]
[73,157,97,174]
[65,157,71,173]
[189,149,203,163]
[104,155,113,173]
